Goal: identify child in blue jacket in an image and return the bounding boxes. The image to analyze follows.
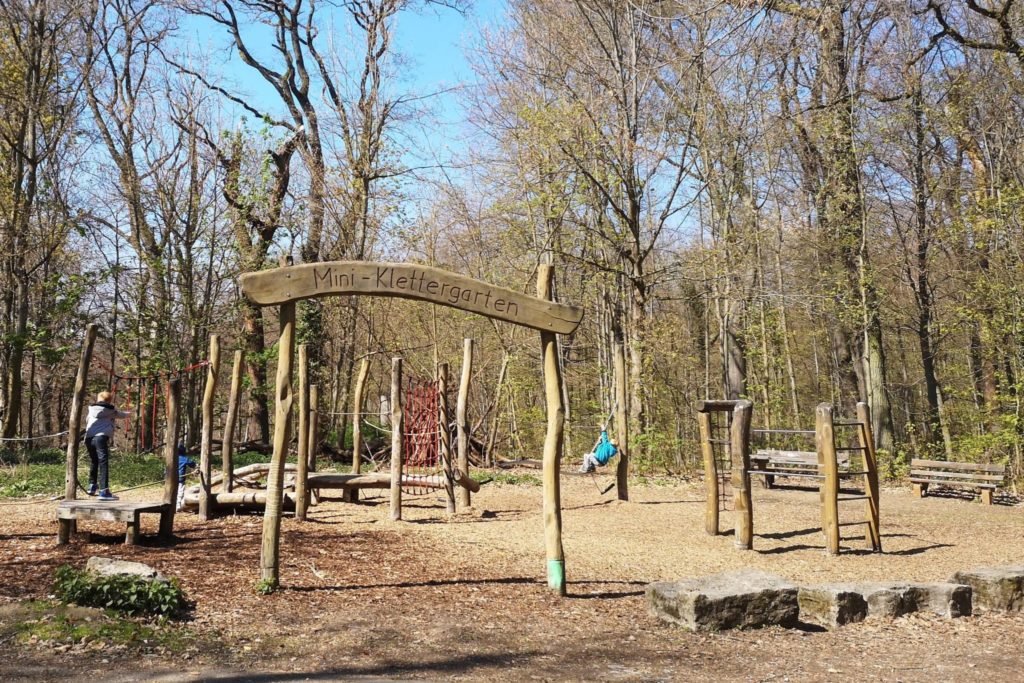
[175,443,196,511]
[579,425,618,473]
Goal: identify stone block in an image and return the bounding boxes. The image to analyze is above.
[798,585,868,629]
[86,556,167,583]
[647,570,798,632]
[951,565,1024,612]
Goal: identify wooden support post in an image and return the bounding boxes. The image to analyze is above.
[308,384,319,505]
[697,410,719,535]
[222,350,244,493]
[64,324,98,504]
[260,301,296,586]
[981,488,993,505]
[389,357,403,521]
[61,324,98,542]
[199,334,220,521]
[612,339,629,501]
[438,362,456,514]
[295,345,310,521]
[856,402,882,551]
[537,265,566,596]
[816,403,840,556]
[160,378,182,541]
[457,338,474,509]
[352,357,369,474]
[348,357,370,504]
[731,401,753,550]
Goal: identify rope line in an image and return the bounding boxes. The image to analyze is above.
[0,430,68,443]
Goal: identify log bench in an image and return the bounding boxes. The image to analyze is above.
[57,501,172,545]
[909,459,1005,505]
[750,450,850,488]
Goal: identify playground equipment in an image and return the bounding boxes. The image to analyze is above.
[304,357,481,517]
[238,259,583,593]
[697,399,881,555]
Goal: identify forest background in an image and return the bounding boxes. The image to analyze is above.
[2,0,1022,483]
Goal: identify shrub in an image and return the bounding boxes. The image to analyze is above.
[53,565,187,619]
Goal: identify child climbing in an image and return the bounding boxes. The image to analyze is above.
[579,425,618,473]
[175,443,195,511]
[84,390,131,501]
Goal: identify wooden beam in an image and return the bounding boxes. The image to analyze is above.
[239,261,584,334]
[260,301,296,586]
[731,400,753,550]
[199,334,220,521]
[612,339,629,501]
[160,378,181,541]
[222,350,244,493]
[537,265,566,596]
[816,403,840,556]
[64,324,98,503]
[351,356,370,475]
[306,472,481,492]
[698,411,719,535]
[389,357,403,521]
[856,402,882,552]
[308,383,319,505]
[456,338,473,509]
[295,345,310,521]
[438,362,455,514]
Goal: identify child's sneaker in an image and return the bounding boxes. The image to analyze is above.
[98,490,119,501]
[86,484,98,496]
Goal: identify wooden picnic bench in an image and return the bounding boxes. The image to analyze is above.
[57,500,173,545]
[750,449,850,488]
[909,459,1006,505]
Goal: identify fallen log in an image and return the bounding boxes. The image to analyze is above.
[307,470,481,493]
[181,491,296,508]
[496,458,543,470]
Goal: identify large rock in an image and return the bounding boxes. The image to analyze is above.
[951,565,1024,612]
[799,582,971,628]
[85,557,167,583]
[798,585,868,629]
[647,570,798,632]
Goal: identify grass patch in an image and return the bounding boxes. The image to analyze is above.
[0,448,167,499]
[54,565,188,619]
[5,601,198,654]
[487,471,542,487]
[0,448,298,499]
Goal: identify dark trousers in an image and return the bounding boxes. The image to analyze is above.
[85,435,111,491]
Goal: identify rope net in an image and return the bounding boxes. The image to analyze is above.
[402,375,441,495]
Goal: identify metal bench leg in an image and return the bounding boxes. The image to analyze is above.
[57,518,72,546]
[981,489,993,505]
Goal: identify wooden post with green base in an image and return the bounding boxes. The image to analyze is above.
[537,264,566,596]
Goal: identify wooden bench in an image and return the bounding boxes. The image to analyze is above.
[57,501,172,545]
[910,459,1005,505]
[750,449,850,488]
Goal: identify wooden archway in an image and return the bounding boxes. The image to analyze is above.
[241,260,583,595]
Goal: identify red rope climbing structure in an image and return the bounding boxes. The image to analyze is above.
[402,375,440,495]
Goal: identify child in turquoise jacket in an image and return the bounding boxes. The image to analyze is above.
[579,425,618,473]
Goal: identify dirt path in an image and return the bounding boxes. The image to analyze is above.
[0,475,1021,681]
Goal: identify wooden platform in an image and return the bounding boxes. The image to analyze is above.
[57,500,172,545]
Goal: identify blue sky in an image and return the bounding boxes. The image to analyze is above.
[178,0,506,158]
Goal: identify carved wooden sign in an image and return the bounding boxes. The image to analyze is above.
[239,262,584,334]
